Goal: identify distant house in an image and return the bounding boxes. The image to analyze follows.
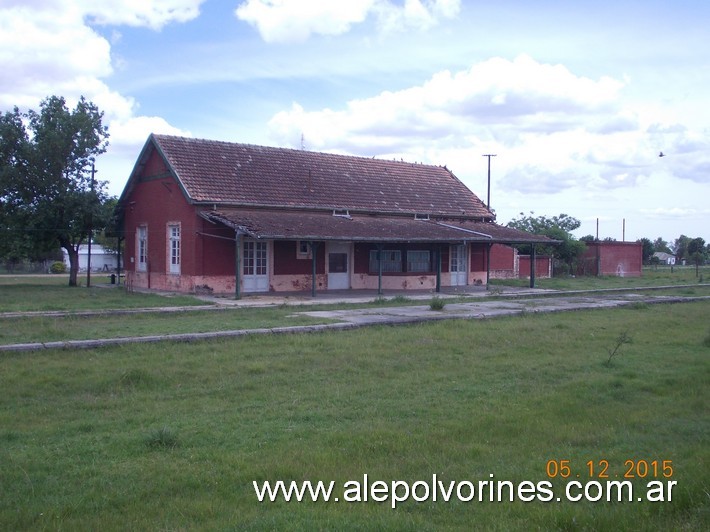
[652,252,676,265]
[577,241,643,277]
[117,134,552,296]
[62,243,119,272]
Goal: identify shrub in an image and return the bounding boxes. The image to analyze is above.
[49,261,66,274]
[429,296,446,311]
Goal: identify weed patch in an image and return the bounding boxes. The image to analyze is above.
[429,296,445,311]
[144,426,179,450]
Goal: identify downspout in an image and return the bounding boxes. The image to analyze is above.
[117,236,123,285]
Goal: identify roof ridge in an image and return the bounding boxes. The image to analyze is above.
[142,133,493,220]
[151,133,448,170]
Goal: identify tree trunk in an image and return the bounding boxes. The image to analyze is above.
[64,244,80,287]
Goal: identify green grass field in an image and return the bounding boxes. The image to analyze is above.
[0,307,336,345]
[0,275,204,312]
[492,265,710,291]
[1,301,708,530]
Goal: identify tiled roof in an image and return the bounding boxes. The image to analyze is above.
[152,134,492,219]
[200,209,554,244]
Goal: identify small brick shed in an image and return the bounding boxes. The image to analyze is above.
[577,241,643,277]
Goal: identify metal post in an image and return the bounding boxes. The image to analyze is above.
[309,241,319,297]
[435,246,441,293]
[117,237,122,285]
[530,244,536,289]
[376,244,384,295]
[486,243,492,290]
[234,232,242,300]
[482,154,496,210]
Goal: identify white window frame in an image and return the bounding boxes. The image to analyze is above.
[297,240,311,259]
[450,244,466,272]
[137,226,147,272]
[168,223,180,274]
[244,240,267,276]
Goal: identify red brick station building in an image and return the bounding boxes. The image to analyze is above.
[117,135,553,297]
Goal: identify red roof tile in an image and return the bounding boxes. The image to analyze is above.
[152,134,492,219]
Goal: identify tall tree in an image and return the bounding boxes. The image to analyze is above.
[0,107,31,268]
[653,237,671,254]
[506,212,586,275]
[687,237,707,276]
[638,237,654,264]
[0,96,109,285]
[672,235,691,262]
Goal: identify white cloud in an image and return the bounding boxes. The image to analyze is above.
[85,0,204,30]
[235,0,461,43]
[268,55,626,152]
[0,0,203,108]
[267,54,710,206]
[0,0,200,195]
[0,7,110,109]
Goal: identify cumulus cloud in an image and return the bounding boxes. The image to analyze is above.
[269,55,626,153]
[0,0,197,193]
[85,0,204,30]
[0,1,200,134]
[0,0,202,116]
[235,0,461,43]
[267,54,709,198]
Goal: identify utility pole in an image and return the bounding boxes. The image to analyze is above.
[482,154,496,210]
[86,162,95,287]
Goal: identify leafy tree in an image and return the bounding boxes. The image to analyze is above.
[0,107,30,269]
[506,212,586,276]
[653,237,671,254]
[672,235,691,263]
[92,198,121,254]
[0,96,110,286]
[687,237,707,276]
[638,238,654,264]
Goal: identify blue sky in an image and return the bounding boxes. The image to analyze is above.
[1,0,708,244]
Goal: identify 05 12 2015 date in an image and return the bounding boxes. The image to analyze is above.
[546,459,674,479]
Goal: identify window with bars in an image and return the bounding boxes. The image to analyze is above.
[369,249,402,273]
[407,250,431,272]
